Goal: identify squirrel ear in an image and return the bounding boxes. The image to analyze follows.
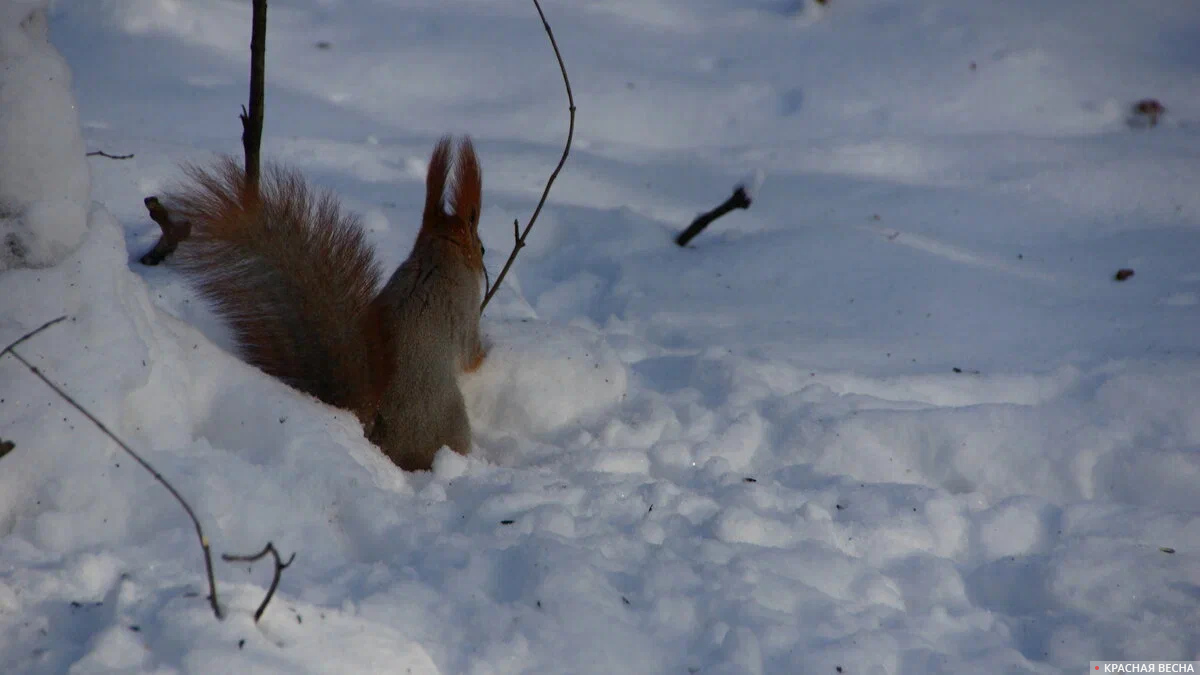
[452,136,482,226]
[425,136,454,220]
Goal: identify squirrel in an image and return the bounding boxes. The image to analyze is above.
[163,135,487,471]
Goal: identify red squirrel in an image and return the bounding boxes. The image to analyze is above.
[165,136,486,470]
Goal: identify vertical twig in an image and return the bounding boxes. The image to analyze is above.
[1,317,224,620]
[241,0,268,190]
[480,0,575,311]
[142,0,269,264]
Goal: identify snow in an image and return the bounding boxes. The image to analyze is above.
[0,0,90,270]
[2,0,1200,672]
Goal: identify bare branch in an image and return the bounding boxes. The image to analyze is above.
[241,0,268,189]
[222,542,295,622]
[674,186,753,247]
[86,150,135,160]
[480,0,575,311]
[140,196,193,266]
[1,315,67,354]
[2,316,223,620]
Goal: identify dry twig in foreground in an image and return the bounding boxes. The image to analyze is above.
[1,316,223,619]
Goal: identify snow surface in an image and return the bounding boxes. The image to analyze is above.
[0,0,90,270]
[3,0,1200,672]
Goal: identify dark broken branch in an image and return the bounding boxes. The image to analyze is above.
[1,316,223,619]
[140,197,192,266]
[222,542,295,622]
[480,0,574,311]
[674,186,752,247]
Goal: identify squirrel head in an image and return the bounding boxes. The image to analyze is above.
[420,135,484,271]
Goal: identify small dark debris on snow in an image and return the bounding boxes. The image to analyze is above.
[315,41,332,50]
[129,625,141,632]
[0,439,13,459]
[500,519,514,525]
[1160,547,1176,554]
[743,477,757,483]
[622,596,630,605]
[952,367,982,375]
[1128,99,1165,128]
[1114,268,1135,281]
[238,639,246,649]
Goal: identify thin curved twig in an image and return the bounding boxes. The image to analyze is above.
[1,316,223,619]
[480,0,575,311]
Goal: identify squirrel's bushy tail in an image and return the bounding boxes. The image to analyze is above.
[166,157,393,423]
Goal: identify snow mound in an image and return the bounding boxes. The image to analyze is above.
[0,1,89,270]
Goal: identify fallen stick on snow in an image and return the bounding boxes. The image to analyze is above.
[675,171,764,247]
[675,186,752,247]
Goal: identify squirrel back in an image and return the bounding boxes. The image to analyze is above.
[165,157,394,425]
[166,137,485,471]
[370,136,487,470]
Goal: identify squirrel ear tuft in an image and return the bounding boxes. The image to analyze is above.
[425,136,454,220]
[451,136,482,225]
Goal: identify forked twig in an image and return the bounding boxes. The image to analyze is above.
[480,0,575,311]
[1,316,224,620]
[222,542,295,622]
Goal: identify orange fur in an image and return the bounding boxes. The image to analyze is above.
[166,157,389,425]
[167,137,486,470]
